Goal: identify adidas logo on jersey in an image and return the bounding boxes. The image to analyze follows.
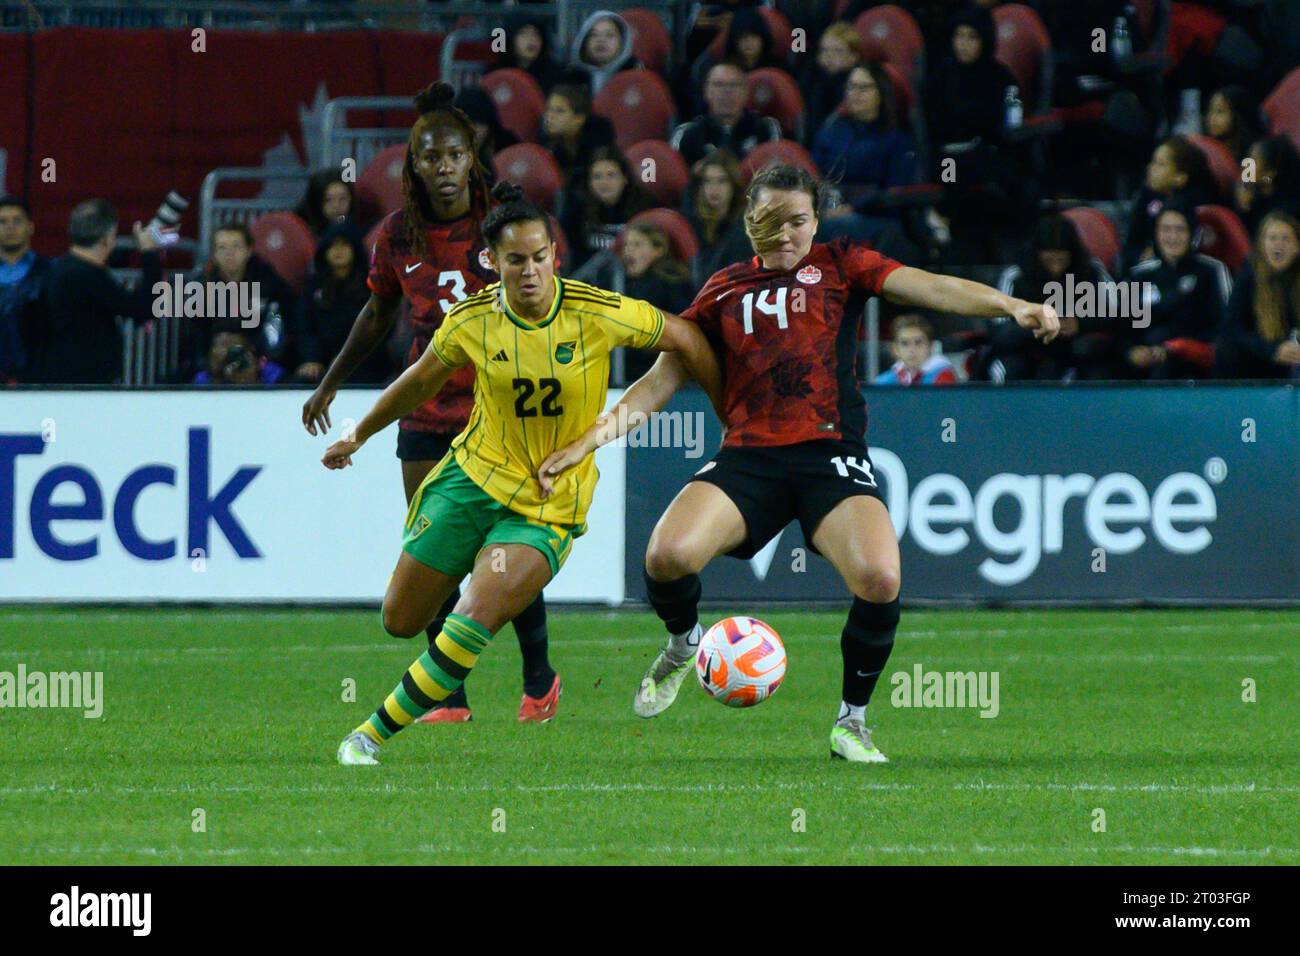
[491,349,508,362]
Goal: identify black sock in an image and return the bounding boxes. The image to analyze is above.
[427,589,469,709]
[841,597,900,709]
[644,569,701,636]
[512,592,554,697]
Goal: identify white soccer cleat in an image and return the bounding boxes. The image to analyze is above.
[337,731,381,765]
[829,718,888,764]
[633,626,701,718]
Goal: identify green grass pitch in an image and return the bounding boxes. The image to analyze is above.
[0,607,1295,865]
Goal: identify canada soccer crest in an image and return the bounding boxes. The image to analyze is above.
[796,265,822,284]
[479,247,494,271]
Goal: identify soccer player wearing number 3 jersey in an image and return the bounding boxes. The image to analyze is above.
[543,164,1061,763]
[302,83,557,723]
[331,182,722,765]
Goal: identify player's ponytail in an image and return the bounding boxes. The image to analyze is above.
[400,81,493,257]
[482,182,553,249]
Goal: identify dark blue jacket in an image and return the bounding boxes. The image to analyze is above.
[812,116,916,202]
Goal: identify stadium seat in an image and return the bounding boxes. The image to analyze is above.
[740,140,819,184]
[492,144,564,212]
[1189,134,1241,202]
[355,144,407,225]
[592,71,676,151]
[1060,207,1121,275]
[620,8,673,75]
[1262,67,1300,150]
[880,61,915,119]
[1195,205,1251,274]
[627,208,699,263]
[992,4,1053,111]
[854,5,924,80]
[746,68,805,140]
[479,68,546,144]
[249,211,315,294]
[549,213,570,271]
[624,140,689,208]
[706,6,794,63]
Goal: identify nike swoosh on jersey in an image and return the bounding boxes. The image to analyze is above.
[715,289,734,302]
[405,263,421,274]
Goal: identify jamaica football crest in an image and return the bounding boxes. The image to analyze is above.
[555,340,577,364]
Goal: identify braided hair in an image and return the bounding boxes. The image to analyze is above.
[402,81,494,258]
[481,180,553,249]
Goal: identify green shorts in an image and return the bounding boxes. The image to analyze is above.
[402,455,581,578]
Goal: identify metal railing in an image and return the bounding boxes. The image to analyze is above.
[198,166,310,261]
[321,96,415,169]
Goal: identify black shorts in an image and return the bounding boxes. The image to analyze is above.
[689,438,884,559]
[396,429,455,462]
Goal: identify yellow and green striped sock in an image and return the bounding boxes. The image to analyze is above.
[356,613,494,745]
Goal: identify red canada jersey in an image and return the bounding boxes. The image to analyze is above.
[681,238,903,447]
[366,209,496,433]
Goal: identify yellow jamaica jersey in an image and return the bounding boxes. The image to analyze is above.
[429,275,665,527]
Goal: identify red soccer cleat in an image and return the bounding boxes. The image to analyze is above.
[415,705,472,724]
[517,675,562,723]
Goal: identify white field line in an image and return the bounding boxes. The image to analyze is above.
[7,843,1297,860]
[2,781,1297,797]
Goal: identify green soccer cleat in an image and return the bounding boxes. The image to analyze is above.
[632,627,701,718]
[337,731,380,766]
[830,718,889,763]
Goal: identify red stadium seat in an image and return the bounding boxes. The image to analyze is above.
[548,213,570,272]
[592,71,676,151]
[479,69,546,143]
[249,211,315,294]
[1189,134,1240,201]
[854,5,924,80]
[740,139,819,184]
[1262,67,1300,150]
[746,68,805,139]
[992,4,1052,108]
[624,140,690,207]
[621,8,673,75]
[1195,205,1251,274]
[627,208,699,263]
[355,144,407,225]
[1060,207,1121,275]
[707,7,794,63]
[879,61,914,118]
[492,144,564,211]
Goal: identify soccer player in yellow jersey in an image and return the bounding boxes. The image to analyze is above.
[328,181,722,764]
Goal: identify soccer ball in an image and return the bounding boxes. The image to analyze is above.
[695,616,787,707]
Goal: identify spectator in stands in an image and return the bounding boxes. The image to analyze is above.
[182,223,294,379]
[293,221,390,385]
[30,199,160,385]
[0,197,47,383]
[1235,135,1300,236]
[923,7,1030,259]
[875,314,957,385]
[682,148,752,279]
[800,22,863,150]
[455,86,519,180]
[813,63,918,254]
[1122,136,1218,273]
[568,10,641,96]
[618,222,696,380]
[296,169,355,239]
[1203,85,1263,163]
[685,0,767,64]
[195,330,285,386]
[1214,210,1300,379]
[541,83,616,189]
[983,214,1115,382]
[721,7,783,73]
[498,14,565,94]
[1125,202,1230,379]
[561,145,654,271]
[670,59,782,167]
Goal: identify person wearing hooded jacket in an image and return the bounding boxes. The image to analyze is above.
[496,14,566,95]
[293,220,394,385]
[567,10,643,97]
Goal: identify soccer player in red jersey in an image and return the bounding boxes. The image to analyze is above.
[303,82,560,724]
[539,164,1060,760]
